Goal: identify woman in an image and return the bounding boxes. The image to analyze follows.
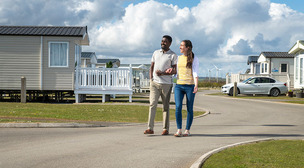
[173,40,199,137]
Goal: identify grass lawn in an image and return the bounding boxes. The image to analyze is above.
[0,102,205,123]
[284,101,304,104]
[203,140,304,168]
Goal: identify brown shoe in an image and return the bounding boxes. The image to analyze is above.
[161,130,169,135]
[144,129,154,134]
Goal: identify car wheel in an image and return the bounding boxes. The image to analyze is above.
[270,88,280,97]
[229,87,238,96]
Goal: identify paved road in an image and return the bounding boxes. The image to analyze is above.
[1,91,304,168]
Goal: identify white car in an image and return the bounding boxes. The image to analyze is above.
[222,77,288,97]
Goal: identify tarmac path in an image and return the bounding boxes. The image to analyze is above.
[1,90,304,168]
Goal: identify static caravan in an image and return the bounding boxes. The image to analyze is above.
[120,64,151,92]
[81,52,97,68]
[289,40,304,89]
[247,56,259,75]
[96,59,120,68]
[0,26,89,100]
[257,52,294,89]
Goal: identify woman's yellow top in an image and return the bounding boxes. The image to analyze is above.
[177,55,194,85]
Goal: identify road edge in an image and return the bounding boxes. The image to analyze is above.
[190,138,274,168]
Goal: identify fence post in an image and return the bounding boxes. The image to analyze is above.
[75,66,79,89]
[21,76,26,103]
[129,64,133,102]
[233,82,237,97]
[102,67,105,89]
[129,64,133,90]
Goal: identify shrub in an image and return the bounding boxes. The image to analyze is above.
[198,81,225,88]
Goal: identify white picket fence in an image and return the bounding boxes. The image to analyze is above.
[74,66,133,103]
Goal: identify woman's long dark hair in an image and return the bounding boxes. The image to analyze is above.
[182,40,194,69]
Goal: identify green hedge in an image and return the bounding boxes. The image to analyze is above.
[198,81,225,88]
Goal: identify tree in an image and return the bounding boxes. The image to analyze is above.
[106,61,113,68]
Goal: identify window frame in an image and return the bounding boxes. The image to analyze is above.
[295,56,299,80]
[300,57,303,85]
[260,62,268,74]
[280,63,288,73]
[48,41,69,68]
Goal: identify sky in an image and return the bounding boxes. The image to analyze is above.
[1,0,304,77]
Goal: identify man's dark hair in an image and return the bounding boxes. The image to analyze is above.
[163,35,172,43]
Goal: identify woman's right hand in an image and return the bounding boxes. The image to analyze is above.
[165,68,173,74]
[193,86,198,93]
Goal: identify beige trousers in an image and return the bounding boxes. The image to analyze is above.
[148,81,173,131]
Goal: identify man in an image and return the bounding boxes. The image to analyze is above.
[144,35,177,135]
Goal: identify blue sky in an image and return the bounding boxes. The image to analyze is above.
[124,0,304,12]
[271,0,304,13]
[1,0,304,77]
[124,0,201,8]
[118,0,304,76]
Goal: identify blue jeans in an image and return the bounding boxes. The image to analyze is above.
[174,84,196,130]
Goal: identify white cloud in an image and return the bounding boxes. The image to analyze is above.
[0,0,124,26]
[228,39,253,55]
[1,0,304,77]
[91,1,179,54]
[269,3,296,20]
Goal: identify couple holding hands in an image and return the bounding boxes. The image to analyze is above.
[144,35,199,137]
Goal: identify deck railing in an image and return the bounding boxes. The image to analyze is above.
[75,67,133,90]
[140,79,150,88]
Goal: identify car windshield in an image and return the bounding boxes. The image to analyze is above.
[242,77,252,83]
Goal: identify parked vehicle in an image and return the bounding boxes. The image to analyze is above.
[222,77,288,97]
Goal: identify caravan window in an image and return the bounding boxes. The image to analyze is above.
[295,57,299,80]
[281,63,287,73]
[261,62,268,74]
[49,42,69,67]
